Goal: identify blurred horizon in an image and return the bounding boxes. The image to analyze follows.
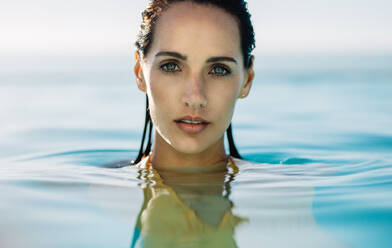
[1,0,391,56]
[1,0,391,159]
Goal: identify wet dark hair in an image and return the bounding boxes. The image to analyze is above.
[132,0,255,164]
[135,0,255,68]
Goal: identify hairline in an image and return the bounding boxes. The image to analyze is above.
[138,0,249,67]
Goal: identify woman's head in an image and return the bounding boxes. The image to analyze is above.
[135,0,255,68]
[133,0,255,164]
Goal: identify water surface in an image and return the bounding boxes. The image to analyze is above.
[1,55,391,247]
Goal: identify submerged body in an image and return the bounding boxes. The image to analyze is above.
[132,155,245,248]
[1,154,364,248]
[130,155,349,248]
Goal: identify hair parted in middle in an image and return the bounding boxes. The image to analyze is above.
[132,0,255,164]
[136,0,255,68]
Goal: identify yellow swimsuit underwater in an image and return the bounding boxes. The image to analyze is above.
[131,155,247,248]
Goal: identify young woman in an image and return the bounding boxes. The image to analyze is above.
[130,0,255,246]
[129,2,350,247]
[132,0,255,169]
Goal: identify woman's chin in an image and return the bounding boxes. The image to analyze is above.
[156,127,223,156]
[170,140,209,155]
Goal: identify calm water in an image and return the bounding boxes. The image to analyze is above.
[1,55,392,247]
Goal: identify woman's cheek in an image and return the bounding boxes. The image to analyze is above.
[208,90,237,133]
[148,80,177,129]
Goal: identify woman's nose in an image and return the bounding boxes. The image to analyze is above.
[182,74,207,109]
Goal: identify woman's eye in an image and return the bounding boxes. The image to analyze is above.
[160,62,180,73]
[209,65,230,76]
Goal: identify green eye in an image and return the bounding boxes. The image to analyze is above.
[160,62,180,72]
[210,65,230,76]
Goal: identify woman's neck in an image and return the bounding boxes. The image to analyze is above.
[150,131,227,170]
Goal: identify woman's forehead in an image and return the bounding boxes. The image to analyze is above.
[148,2,242,59]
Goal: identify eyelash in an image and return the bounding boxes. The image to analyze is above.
[209,64,231,76]
[159,62,231,76]
[160,62,181,73]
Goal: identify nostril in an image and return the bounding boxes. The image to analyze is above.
[183,96,207,109]
[182,77,207,109]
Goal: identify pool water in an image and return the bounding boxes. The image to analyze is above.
[1,55,391,247]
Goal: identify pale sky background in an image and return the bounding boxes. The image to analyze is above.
[1,0,391,56]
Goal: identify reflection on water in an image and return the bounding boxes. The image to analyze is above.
[131,156,244,248]
[0,150,391,247]
[127,155,352,248]
[1,55,392,247]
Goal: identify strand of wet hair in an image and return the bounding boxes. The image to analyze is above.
[132,95,151,164]
[227,123,242,159]
[133,98,242,164]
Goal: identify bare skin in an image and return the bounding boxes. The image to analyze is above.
[134,2,254,169]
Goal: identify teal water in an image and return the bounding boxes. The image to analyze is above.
[0,55,391,247]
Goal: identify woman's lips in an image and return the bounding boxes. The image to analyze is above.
[174,116,210,135]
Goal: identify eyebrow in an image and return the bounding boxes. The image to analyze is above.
[155,51,237,64]
[155,51,187,60]
[206,57,237,64]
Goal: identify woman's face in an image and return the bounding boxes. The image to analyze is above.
[135,2,254,155]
